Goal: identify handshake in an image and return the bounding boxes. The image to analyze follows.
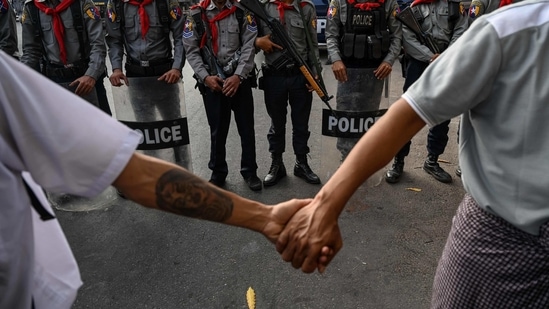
[248,195,343,274]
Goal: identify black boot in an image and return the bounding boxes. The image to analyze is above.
[264,153,286,186]
[385,156,405,184]
[423,154,452,183]
[294,155,320,184]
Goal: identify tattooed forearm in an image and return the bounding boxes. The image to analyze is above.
[155,169,233,222]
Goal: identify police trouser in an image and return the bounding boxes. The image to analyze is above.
[394,57,450,159]
[263,68,312,156]
[201,79,257,179]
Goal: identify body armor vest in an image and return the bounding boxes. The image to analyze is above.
[340,1,390,68]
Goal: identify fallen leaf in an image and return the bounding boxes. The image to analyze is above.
[405,187,422,192]
[246,287,256,309]
[438,159,451,164]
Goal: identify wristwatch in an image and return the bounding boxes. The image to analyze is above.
[237,75,245,84]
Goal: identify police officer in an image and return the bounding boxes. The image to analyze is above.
[183,0,262,191]
[325,0,402,160]
[20,0,106,106]
[385,0,468,184]
[0,0,19,59]
[105,0,185,88]
[256,0,321,186]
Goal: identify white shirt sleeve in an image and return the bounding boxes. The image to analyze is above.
[402,18,501,127]
[0,52,141,196]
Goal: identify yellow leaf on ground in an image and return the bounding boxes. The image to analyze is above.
[246,287,256,309]
[406,187,422,192]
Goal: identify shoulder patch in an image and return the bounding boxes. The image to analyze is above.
[170,4,182,20]
[169,0,181,20]
[0,0,9,14]
[183,18,194,38]
[83,1,101,20]
[327,4,337,20]
[86,6,102,20]
[246,13,257,32]
[469,0,482,19]
[107,1,116,22]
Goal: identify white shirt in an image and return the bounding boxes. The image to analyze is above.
[0,51,141,308]
[403,0,549,235]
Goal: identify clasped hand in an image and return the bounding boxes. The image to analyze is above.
[269,196,343,274]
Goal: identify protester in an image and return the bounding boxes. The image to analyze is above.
[183,0,262,191]
[277,1,549,307]
[0,50,309,309]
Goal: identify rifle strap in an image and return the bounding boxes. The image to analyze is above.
[70,0,88,61]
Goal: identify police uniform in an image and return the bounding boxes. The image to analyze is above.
[0,0,19,58]
[183,0,261,189]
[260,0,321,186]
[105,0,185,78]
[386,0,469,184]
[20,0,106,106]
[468,0,517,21]
[325,0,402,159]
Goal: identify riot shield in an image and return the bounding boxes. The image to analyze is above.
[320,68,390,190]
[112,77,192,170]
[47,83,114,211]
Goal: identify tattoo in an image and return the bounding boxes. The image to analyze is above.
[155,169,233,222]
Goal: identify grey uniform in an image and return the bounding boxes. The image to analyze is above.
[325,0,402,159]
[183,2,257,82]
[403,1,469,63]
[0,0,19,58]
[325,0,402,67]
[261,0,320,74]
[105,0,185,73]
[20,0,107,80]
[468,0,520,21]
[182,0,259,184]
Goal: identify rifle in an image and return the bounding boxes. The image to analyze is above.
[202,40,227,80]
[396,7,440,54]
[239,0,335,111]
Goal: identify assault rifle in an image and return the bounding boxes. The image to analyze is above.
[239,0,334,111]
[202,44,227,80]
[396,7,440,54]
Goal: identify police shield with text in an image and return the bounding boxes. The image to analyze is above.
[321,0,402,183]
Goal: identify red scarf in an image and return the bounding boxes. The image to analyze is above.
[347,0,385,11]
[198,0,237,55]
[411,0,435,7]
[273,0,307,24]
[34,0,76,64]
[127,0,155,39]
[499,0,512,7]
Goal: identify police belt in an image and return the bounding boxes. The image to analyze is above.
[43,60,89,79]
[125,58,174,77]
[262,64,301,77]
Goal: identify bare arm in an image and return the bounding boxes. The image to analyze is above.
[276,98,427,273]
[113,153,310,242]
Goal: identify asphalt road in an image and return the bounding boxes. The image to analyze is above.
[16,24,466,309]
